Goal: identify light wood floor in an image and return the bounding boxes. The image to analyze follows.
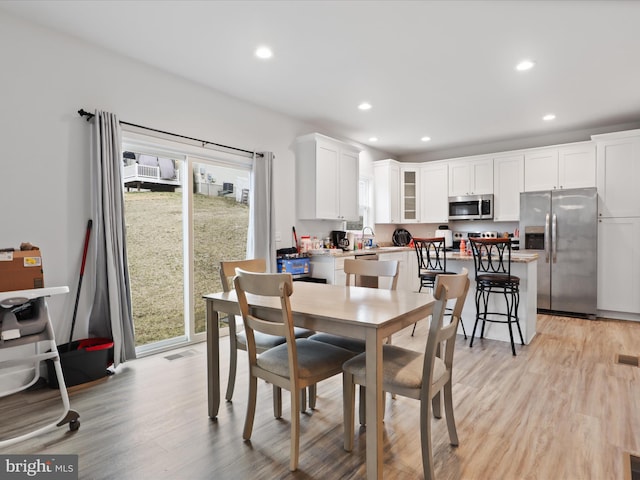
[2,314,640,479]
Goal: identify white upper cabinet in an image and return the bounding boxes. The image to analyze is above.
[374,159,401,223]
[448,156,493,196]
[400,166,419,223]
[524,143,595,192]
[295,133,360,221]
[493,154,524,222]
[594,130,640,218]
[419,162,449,223]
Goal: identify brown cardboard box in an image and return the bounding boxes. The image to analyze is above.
[0,249,44,292]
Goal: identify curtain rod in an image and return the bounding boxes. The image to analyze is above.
[77,109,262,157]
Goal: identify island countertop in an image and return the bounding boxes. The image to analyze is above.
[308,247,538,263]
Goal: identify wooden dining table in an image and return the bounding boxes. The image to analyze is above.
[204,281,434,480]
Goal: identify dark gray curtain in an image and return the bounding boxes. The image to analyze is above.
[88,110,136,366]
[246,152,276,272]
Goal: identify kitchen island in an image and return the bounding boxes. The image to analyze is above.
[309,247,538,345]
[444,251,538,345]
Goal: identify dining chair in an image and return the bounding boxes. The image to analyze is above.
[219,259,315,411]
[342,268,470,480]
[309,258,399,353]
[468,237,524,356]
[233,269,355,472]
[412,237,467,339]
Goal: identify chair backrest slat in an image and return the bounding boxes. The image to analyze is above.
[220,258,267,292]
[468,238,512,278]
[343,259,400,290]
[413,237,447,273]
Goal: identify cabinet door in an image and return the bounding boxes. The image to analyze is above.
[338,148,360,220]
[470,157,493,194]
[378,251,409,292]
[315,142,340,219]
[448,161,471,196]
[493,154,524,221]
[558,143,596,189]
[420,163,449,223]
[597,217,640,313]
[374,160,400,223]
[524,148,559,191]
[597,137,640,217]
[401,167,419,222]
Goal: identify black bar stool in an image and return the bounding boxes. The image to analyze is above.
[412,237,467,339]
[468,238,524,355]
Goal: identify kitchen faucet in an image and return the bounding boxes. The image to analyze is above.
[362,226,375,248]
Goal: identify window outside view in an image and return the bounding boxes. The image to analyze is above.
[122,150,249,348]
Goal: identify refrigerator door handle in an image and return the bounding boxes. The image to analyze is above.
[544,213,550,263]
[552,213,557,263]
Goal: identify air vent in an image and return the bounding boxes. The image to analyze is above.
[616,354,639,367]
[164,349,198,361]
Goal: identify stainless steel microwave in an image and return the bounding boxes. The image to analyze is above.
[448,194,493,221]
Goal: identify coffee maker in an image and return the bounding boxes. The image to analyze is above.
[330,230,349,251]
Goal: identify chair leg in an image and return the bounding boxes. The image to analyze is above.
[432,391,442,419]
[225,320,238,401]
[470,288,483,348]
[420,389,436,480]
[343,373,356,452]
[411,321,418,336]
[504,288,517,356]
[308,384,317,410]
[459,315,467,340]
[290,389,300,471]
[243,375,258,440]
[273,386,282,418]
[300,388,307,413]
[359,385,366,426]
[443,381,459,446]
[514,290,524,345]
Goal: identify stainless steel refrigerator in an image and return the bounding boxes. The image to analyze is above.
[519,187,597,318]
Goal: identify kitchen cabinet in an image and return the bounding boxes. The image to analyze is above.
[295,133,360,221]
[400,166,419,223]
[374,159,400,223]
[448,156,493,196]
[419,162,449,223]
[378,251,411,292]
[309,255,356,285]
[597,217,640,314]
[524,143,595,192]
[594,131,640,218]
[493,154,524,222]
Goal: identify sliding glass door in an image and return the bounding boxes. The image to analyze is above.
[122,134,252,354]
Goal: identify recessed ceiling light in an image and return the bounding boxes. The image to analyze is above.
[421,136,431,142]
[358,102,372,111]
[543,113,556,121]
[255,46,273,59]
[369,137,378,142]
[516,59,535,71]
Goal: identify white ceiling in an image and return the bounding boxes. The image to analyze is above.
[2,0,640,157]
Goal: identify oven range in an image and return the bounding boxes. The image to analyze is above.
[451,231,519,251]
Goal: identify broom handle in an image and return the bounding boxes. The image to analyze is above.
[68,219,93,348]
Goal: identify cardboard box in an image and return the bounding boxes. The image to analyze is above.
[0,249,44,292]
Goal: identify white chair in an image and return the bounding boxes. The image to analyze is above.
[309,258,399,353]
[342,268,470,480]
[234,269,355,471]
[220,258,315,414]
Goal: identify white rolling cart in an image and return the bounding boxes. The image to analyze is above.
[0,286,80,447]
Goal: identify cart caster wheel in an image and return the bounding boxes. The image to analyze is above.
[69,420,80,431]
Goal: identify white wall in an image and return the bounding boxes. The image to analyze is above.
[0,11,391,340]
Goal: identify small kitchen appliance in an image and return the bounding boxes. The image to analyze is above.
[331,230,350,251]
[434,225,453,249]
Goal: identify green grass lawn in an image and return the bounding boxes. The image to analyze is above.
[125,191,248,346]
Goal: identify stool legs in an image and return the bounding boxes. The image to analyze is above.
[469,284,523,356]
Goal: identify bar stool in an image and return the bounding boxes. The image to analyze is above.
[468,238,524,356]
[412,237,467,339]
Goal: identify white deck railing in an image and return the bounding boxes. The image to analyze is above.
[123,163,181,185]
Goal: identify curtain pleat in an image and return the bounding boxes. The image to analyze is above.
[246,152,275,271]
[88,110,136,366]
